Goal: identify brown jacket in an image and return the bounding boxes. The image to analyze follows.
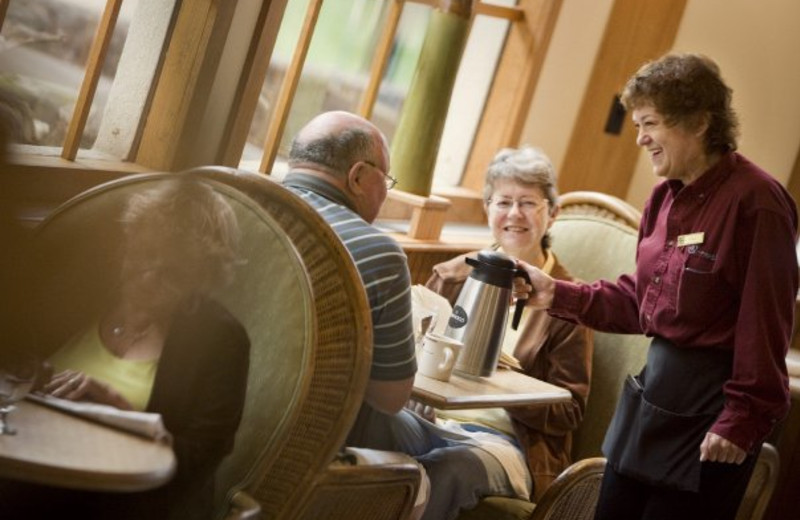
[425,251,593,501]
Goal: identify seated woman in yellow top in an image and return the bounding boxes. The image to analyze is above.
[38,177,251,520]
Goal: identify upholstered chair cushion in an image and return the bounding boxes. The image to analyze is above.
[549,214,649,461]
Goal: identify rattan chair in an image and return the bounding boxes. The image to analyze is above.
[189,166,421,520]
[26,171,419,520]
[557,191,642,230]
[26,173,322,518]
[529,458,606,520]
[735,443,780,520]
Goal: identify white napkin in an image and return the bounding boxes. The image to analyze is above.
[28,393,172,443]
[410,284,522,370]
[411,285,453,342]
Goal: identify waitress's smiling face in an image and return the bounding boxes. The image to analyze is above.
[632,103,709,184]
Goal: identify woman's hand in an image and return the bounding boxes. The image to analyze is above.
[513,260,556,309]
[699,432,746,464]
[43,369,134,411]
[406,399,436,423]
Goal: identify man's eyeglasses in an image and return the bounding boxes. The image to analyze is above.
[364,161,398,190]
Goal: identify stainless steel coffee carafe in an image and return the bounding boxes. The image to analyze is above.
[444,250,529,378]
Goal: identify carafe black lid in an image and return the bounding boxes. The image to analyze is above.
[464,250,517,287]
[476,250,515,269]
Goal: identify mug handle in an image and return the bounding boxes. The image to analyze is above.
[438,347,455,371]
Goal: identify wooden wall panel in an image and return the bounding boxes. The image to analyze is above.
[558,0,686,198]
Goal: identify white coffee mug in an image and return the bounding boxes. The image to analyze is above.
[417,332,463,382]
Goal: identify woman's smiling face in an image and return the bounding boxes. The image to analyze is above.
[632,104,709,184]
[485,179,554,256]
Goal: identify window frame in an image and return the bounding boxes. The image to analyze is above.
[4,0,562,221]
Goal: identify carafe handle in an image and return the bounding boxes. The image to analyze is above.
[465,256,481,269]
[511,268,532,330]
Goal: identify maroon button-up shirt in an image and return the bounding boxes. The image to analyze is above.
[551,152,798,452]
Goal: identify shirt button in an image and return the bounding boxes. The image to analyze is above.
[666,240,674,248]
[653,276,661,285]
[646,314,652,322]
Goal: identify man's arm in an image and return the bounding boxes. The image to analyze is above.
[365,376,415,415]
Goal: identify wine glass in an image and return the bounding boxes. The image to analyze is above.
[0,351,39,435]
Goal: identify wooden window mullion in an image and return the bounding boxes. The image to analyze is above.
[62,0,123,161]
[0,0,10,33]
[358,0,405,119]
[259,0,325,174]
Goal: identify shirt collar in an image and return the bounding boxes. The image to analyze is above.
[283,171,358,213]
[667,151,736,198]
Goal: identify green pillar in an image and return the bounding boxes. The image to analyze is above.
[390,0,472,197]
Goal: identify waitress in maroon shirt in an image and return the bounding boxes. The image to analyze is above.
[517,53,798,520]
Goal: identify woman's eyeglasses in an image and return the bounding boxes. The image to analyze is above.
[488,198,547,213]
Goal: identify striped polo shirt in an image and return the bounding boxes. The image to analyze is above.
[284,172,417,381]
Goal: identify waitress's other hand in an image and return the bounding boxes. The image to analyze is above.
[43,369,134,410]
[699,432,746,464]
[513,260,555,309]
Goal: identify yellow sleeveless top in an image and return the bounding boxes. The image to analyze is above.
[49,322,158,411]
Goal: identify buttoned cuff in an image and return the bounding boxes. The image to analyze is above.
[710,408,782,454]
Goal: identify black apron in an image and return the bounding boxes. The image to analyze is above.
[602,336,733,492]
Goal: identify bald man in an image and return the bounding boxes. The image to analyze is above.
[283,111,417,447]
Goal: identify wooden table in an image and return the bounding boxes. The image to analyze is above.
[412,367,572,410]
[0,398,176,492]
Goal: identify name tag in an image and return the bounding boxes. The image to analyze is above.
[677,232,704,247]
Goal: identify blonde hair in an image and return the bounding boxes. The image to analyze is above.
[120,177,240,314]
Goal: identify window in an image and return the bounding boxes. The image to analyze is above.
[239,0,430,174]
[2,0,554,205]
[0,0,137,155]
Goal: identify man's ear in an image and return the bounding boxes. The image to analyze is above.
[347,161,366,196]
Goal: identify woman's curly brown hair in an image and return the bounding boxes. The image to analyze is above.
[621,53,739,154]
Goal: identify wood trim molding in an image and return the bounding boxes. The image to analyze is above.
[557,0,687,197]
[474,2,523,21]
[461,0,563,191]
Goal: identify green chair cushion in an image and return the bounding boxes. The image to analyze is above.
[458,496,535,520]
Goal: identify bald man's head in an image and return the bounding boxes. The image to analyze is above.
[288,111,386,176]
